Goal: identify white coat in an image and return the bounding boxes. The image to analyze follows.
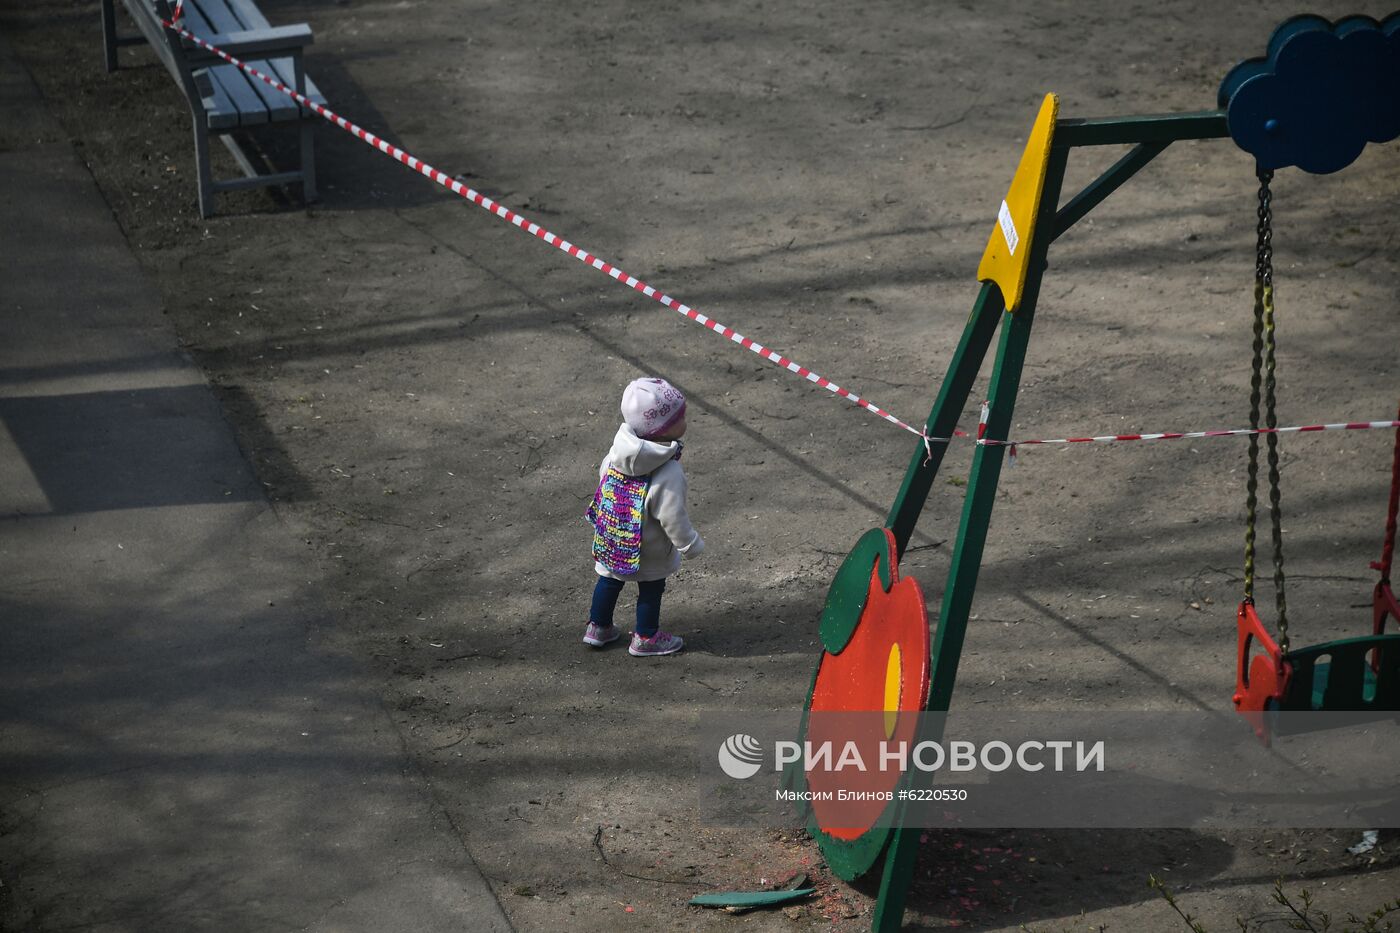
[594,423,704,581]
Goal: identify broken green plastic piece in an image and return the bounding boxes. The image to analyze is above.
[689,888,815,908]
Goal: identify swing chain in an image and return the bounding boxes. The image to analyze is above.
[1245,168,1289,651]
[1255,174,1273,287]
[1244,176,1267,606]
[1263,277,1289,651]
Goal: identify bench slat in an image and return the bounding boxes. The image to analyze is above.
[203,57,325,123]
[265,57,327,108]
[126,0,246,129]
[192,69,241,130]
[208,64,282,126]
[175,0,268,125]
[222,0,273,32]
[216,0,324,113]
[190,25,312,57]
[231,57,298,121]
[188,0,295,121]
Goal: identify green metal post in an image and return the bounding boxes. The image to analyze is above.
[869,144,1069,933]
[1051,140,1169,242]
[871,281,1003,931]
[1054,110,1228,147]
[869,804,920,933]
[886,281,1007,557]
[927,142,1067,712]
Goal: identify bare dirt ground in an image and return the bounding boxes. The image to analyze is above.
[5,0,1399,929]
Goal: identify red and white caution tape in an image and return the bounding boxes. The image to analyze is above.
[157,18,1397,461]
[157,16,932,438]
[979,419,1400,450]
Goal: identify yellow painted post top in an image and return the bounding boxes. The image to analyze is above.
[976,93,1059,313]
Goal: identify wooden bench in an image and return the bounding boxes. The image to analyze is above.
[101,0,324,217]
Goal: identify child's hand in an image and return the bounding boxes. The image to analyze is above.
[680,533,705,559]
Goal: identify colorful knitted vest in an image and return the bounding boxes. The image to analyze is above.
[586,466,649,575]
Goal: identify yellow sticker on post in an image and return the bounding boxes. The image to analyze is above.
[976,93,1059,312]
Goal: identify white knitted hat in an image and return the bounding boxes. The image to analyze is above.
[620,377,686,439]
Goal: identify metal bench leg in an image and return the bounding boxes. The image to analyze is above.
[101,0,147,72]
[192,115,215,218]
[101,0,119,72]
[293,57,317,204]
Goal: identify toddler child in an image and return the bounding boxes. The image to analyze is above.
[584,377,704,656]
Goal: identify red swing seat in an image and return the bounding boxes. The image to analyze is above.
[1237,570,1400,720]
[1235,584,1400,743]
[1233,600,1290,714]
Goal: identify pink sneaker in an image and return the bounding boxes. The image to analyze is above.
[629,631,684,657]
[582,622,621,648]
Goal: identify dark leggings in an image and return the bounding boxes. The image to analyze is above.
[590,576,666,637]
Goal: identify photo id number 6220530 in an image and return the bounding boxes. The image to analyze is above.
[898,788,968,802]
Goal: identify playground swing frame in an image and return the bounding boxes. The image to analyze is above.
[858,104,1398,932]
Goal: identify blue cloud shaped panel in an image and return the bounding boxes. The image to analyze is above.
[1219,13,1400,175]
